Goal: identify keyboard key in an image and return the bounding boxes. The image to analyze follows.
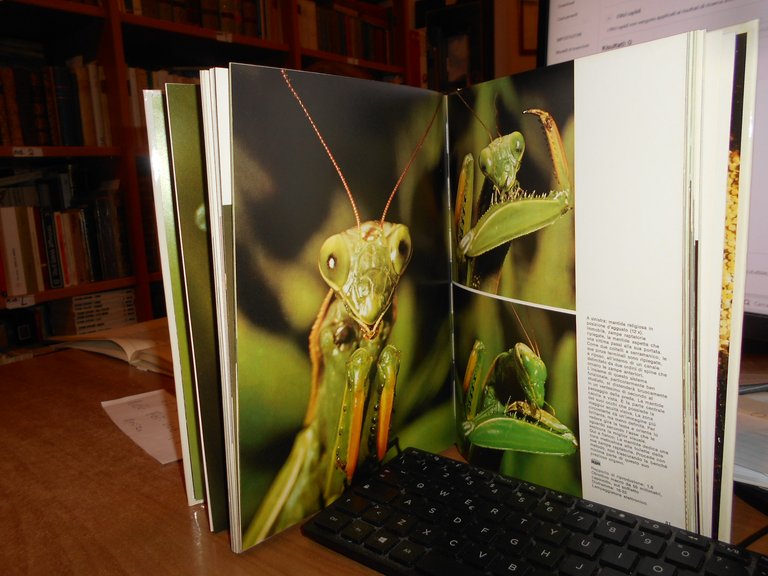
[704,554,749,576]
[548,491,576,507]
[340,519,374,543]
[567,533,602,559]
[519,482,547,498]
[410,522,442,546]
[637,556,677,576]
[677,530,712,550]
[353,479,399,503]
[489,554,533,575]
[477,500,509,522]
[479,481,515,501]
[534,500,567,523]
[607,508,638,527]
[640,518,673,538]
[714,542,752,563]
[385,512,417,536]
[595,520,631,545]
[467,521,499,543]
[563,510,598,533]
[312,508,352,533]
[577,500,606,517]
[560,554,598,576]
[506,511,541,534]
[334,492,370,515]
[629,530,666,556]
[361,503,391,525]
[458,495,483,513]
[496,529,533,556]
[526,542,564,569]
[389,540,425,566]
[601,544,638,572]
[534,521,570,545]
[364,529,398,554]
[461,542,498,569]
[436,531,469,553]
[508,492,540,512]
[416,500,447,523]
[416,549,485,576]
[667,542,705,570]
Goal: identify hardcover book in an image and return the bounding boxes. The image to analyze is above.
[148,21,757,553]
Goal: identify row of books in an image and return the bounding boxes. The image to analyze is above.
[120,0,284,41]
[0,170,130,298]
[0,59,112,148]
[0,287,138,362]
[298,0,393,64]
[126,67,200,144]
[47,287,138,335]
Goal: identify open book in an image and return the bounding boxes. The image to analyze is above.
[50,317,173,376]
[147,21,757,554]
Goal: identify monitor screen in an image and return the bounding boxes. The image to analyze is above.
[538,0,768,344]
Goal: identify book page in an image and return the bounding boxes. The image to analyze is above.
[574,33,691,529]
[447,32,705,531]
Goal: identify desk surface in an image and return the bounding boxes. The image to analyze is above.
[0,349,765,575]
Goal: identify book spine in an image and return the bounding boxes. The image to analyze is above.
[39,206,63,288]
[199,0,219,29]
[12,68,40,146]
[69,62,97,147]
[0,206,28,296]
[53,211,73,287]
[25,206,46,292]
[28,68,51,146]
[51,66,84,146]
[0,75,12,145]
[86,61,106,147]
[42,67,63,146]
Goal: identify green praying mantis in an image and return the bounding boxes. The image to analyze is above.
[453,100,573,289]
[460,337,577,456]
[243,71,440,546]
[453,96,577,457]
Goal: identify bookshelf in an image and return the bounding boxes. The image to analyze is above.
[0,0,414,349]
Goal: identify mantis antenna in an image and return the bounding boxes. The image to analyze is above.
[511,304,540,358]
[456,89,495,144]
[281,68,361,231]
[281,68,441,230]
[379,99,441,226]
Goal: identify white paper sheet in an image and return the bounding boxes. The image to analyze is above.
[101,389,182,464]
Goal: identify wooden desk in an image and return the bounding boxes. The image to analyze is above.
[0,349,765,575]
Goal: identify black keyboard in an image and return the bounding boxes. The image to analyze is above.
[301,447,768,576]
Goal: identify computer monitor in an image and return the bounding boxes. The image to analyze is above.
[536,0,768,348]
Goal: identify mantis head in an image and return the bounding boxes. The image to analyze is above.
[479,132,525,196]
[319,221,412,340]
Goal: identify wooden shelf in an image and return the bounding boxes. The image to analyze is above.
[0,0,414,346]
[0,277,137,309]
[0,145,120,158]
[4,0,105,18]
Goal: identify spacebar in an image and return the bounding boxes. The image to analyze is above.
[415,550,485,576]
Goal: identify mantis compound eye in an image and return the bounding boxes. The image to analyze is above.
[388,225,412,275]
[319,234,349,291]
[479,147,493,177]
